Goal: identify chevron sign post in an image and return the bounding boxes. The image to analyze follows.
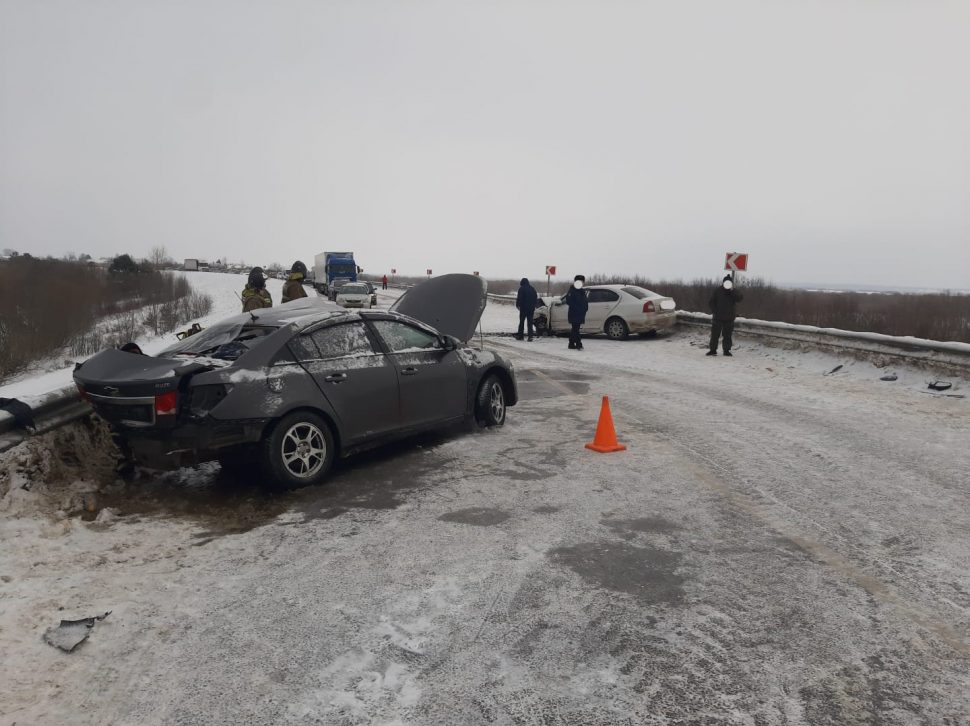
[725,252,748,272]
[545,265,556,294]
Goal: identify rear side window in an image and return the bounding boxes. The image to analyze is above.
[311,323,376,359]
[587,289,620,303]
[372,320,440,352]
[290,322,375,361]
[621,287,657,299]
[289,335,320,362]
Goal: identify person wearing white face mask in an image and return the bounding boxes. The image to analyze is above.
[564,275,588,350]
[707,275,744,356]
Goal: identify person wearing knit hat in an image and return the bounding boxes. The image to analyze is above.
[564,274,588,350]
[707,274,743,356]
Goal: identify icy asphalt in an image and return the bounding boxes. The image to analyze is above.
[1,284,969,724]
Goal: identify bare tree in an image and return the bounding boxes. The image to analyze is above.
[150,245,169,270]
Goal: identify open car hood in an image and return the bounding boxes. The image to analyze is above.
[390,274,487,342]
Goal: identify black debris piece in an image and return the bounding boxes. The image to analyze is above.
[0,398,36,431]
[824,364,844,376]
[880,373,898,382]
[928,381,952,391]
[43,611,111,653]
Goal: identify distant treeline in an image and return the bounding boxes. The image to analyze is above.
[0,256,212,381]
[364,272,970,343]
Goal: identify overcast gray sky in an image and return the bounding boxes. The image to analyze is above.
[2,0,968,289]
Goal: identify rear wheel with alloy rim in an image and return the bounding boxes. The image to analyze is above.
[605,317,629,340]
[261,411,335,489]
[475,374,507,427]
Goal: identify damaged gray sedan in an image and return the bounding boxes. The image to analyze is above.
[73,275,517,488]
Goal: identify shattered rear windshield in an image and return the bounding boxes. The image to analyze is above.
[159,322,280,360]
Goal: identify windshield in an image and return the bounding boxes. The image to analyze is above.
[621,286,659,299]
[341,284,369,294]
[329,264,356,275]
[160,322,279,360]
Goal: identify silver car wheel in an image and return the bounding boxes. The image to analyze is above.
[606,318,628,340]
[489,381,506,423]
[280,422,327,479]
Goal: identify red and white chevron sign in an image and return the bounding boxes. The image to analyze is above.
[725,252,748,272]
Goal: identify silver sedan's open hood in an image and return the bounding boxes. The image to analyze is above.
[390,274,487,342]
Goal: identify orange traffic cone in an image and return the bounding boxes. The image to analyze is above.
[585,396,627,453]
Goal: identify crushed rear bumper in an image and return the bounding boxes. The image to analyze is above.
[122,419,269,469]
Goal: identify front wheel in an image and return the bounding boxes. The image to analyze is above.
[475,374,507,427]
[261,411,335,489]
[534,314,549,337]
[605,317,629,340]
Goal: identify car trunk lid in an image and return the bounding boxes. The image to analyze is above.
[74,349,213,428]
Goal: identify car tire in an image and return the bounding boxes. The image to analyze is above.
[260,411,335,489]
[605,317,629,340]
[475,374,507,427]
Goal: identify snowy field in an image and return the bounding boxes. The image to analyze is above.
[1,273,969,724]
[0,271,516,402]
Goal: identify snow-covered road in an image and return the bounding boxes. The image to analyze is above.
[1,280,969,724]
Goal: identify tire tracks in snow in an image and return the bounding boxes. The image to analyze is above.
[488,338,970,657]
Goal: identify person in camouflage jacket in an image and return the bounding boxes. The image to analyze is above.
[242,267,272,312]
[281,260,309,304]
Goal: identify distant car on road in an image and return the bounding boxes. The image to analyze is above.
[328,277,351,301]
[336,282,373,309]
[534,284,676,340]
[362,281,379,307]
[74,275,517,489]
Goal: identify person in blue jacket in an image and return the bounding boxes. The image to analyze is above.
[514,277,539,341]
[564,274,588,350]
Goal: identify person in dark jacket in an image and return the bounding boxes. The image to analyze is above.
[564,274,588,350]
[514,277,539,341]
[282,261,309,303]
[708,275,744,356]
[241,267,272,312]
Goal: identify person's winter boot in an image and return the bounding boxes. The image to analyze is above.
[513,333,524,341]
[576,342,584,350]
[706,350,717,356]
[568,342,576,349]
[723,351,733,357]
[527,336,534,342]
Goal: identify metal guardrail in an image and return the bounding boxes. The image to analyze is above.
[1,308,966,455]
[676,311,970,369]
[0,384,92,454]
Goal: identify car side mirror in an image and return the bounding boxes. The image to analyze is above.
[440,335,459,351]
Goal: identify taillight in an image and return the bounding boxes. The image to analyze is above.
[155,391,178,417]
[642,300,655,313]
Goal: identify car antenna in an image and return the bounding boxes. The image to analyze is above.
[233,289,260,322]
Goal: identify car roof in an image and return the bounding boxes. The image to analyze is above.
[589,284,661,295]
[240,298,347,328]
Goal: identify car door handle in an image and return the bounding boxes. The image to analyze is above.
[401,367,418,376]
[324,373,347,383]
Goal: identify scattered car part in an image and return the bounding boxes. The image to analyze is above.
[927,381,952,391]
[0,398,36,431]
[43,611,111,653]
